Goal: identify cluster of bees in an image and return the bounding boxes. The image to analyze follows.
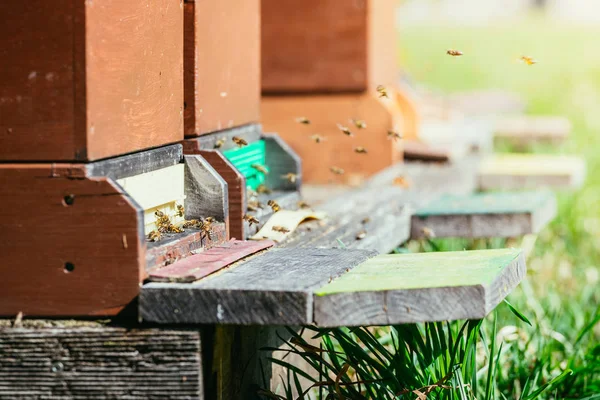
[447,49,537,65]
[147,204,215,243]
[243,186,302,235]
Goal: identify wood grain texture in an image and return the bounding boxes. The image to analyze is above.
[0,165,143,316]
[313,249,526,326]
[139,248,377,325]
[185,0,260,136]
[0,326,202,399]
[263,133,302,192]
[411,191,557,239]
[149,239,275,283]
[0,0,183,161]
[478,154,587,190]
[185,123,262,152]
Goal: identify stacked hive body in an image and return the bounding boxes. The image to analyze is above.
[261,0,411,184]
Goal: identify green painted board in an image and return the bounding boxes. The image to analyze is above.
[411,191,556,239]
[314,248,525,326]
[223,140,267,190]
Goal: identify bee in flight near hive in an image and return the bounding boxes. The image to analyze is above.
[376,85,389,98]
[336,124,353,137]
[295,117,310,124]
[350,119,367,129]
[361,217,370,224]
[446,49,463,57]
[387,130,402,141]
[330,166,345,175]
[421,227,435,239]
[257,184,272,194]
[392,176,411,188]
[243,214,260,227]
[519,55,537,65]
[310,134,326,143]
[176,204,185,217]
[354,146,368,154]
[214,137,226,149]
[281,172,297,183]
[272,225,290,234]
[267,199,281,212]
[355,230,367,240]
[297,200,311,209]
[147,230,162,242]
[251,164,269,174]
[232,136,248,148]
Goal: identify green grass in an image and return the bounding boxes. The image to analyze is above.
[258,16,599,399]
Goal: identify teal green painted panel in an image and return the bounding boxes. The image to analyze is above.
[415,191,553,216]
[316,248,521,295]
[223,140,267,190]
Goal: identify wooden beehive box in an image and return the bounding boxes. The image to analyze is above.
[184,0,260,137]
[0,0,183,161]
[0,145,229,317]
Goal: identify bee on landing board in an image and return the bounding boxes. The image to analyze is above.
[446,49,463,57]
[376,85,389,98]
[272,225,290,234]
[243,214,260,226]
[297,200,311,209]
[182,219,199,228]
[295,117,310,125]
[354,146,368,154]
[355,230,367,240]
[257,184,272,195]
[214,137,226,149]
[330,166,345,175]
[350,119,367,129]
[267,199,281,212]
[336,124,353,137]
[251,164,269,174]
[310,134,326,144]
[387,130,403,141]
[232,136,248,148]
[281,172,298,183]
[147,230,162,242]
[393,176,411,188]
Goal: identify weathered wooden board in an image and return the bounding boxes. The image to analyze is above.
[402,139,466,163]
[149,239,275,283]
[494,116,571,145]
[140,248,377,325]
[0,0,183,161]
[183,123,262,152]
[250,210,326,243]
[478,154,586,190]
[411,191,557,239]
[314,249,526,326]
[245,190,303,237]
[0,325,202,399]
[263,133,302,192]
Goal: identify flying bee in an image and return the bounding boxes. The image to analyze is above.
[147,230,162,242]
[376,85,389,98]
[361,217,370,224]
[446,49,463,57]
[176,204,185,217]
[297,200,311,209]
[355,230,367,240]
[214,137,226,149]
[267,199,281,212]
[247,200,264,212]
[272,225,290,234]
[519,55,537,65]
[295,117,310,124]
[336,123,353,137]
[354,146,368,154]
[330,166,345,175]
[251,164,269,174]
[281,172,297,183]
[232,136,248,147]
[310,134,326,143]
[350,119,367,129]
[387,130,403,141]
[421,227,436,239]
[257,184,272,194]
[393,176,411,188]
[243,214,260,226]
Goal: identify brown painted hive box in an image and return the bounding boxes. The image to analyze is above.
[184,0,260,137]
[0,0,183,161]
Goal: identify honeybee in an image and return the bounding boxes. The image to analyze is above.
[350,119,367,129]
[337,124,353,137]
[199,220,213,240]
[251,164,269,174]
[387,130,403,141]
[422,227,436,239]
[243,214,260,226]
[155,210,172,232]
[281,172,297,183]
[204,217,216,224]
[361,217,370,224]
[232,136,248,147]
[295,117,310,124]
[176,204,185,217]
[267,199,281,212]
[168,224,184,234]
[310,134,326,143]
[257,184,272,194]
[355,230,367,240]
[376,85,389,98]
[182,219,200,228]
[147,230,162,242]
[446,49,463,56]
[330,166,345,175]
[214,137,226,149]
[297,200,311,209]
[520,55,537,65]
[392,176,411,188]
[272,225,290,234]
[247,200,264,212]
[354,146,368,154]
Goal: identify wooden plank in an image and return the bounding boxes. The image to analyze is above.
[249,210,327,242]
[411,191,557,239]
[185,0,260,136]
[0,0,183,161]
[140,248,377,325]
[0,325,202,399]
[494,116,571,145]
[149,239,275,283]
[478,154,586,190]
[184,123,262,152]
[245,190,303,237]
[0,165,143,316]
[314,249,526,326]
